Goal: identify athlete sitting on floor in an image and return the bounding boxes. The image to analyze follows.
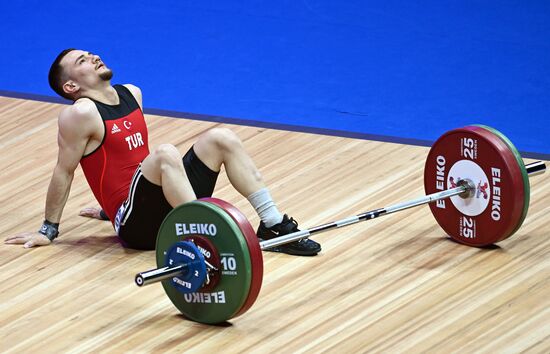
[5,49,320,256]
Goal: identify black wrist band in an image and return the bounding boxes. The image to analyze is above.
[38,220,59,241]
[99,209,109,221]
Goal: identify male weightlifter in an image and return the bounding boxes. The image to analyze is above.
[5,49,320,256]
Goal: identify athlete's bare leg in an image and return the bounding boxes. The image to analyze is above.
[192,128,265,197]
[140,144,196,206]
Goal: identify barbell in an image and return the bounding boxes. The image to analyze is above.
[134,125,546,324]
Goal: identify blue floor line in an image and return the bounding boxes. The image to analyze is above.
[2,89,548,161]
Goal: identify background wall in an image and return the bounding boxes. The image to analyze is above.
[1,0,548,157]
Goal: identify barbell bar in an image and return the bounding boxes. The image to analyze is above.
[134,125,547,324]
[136,161,544,287]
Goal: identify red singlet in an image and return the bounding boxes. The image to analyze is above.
[80,85,150,222]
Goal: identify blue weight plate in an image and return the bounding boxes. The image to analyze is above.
[165,241,207,293]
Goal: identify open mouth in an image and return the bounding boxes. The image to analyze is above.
[96,63,104,70]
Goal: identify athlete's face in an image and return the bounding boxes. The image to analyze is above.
[60,50,114,96]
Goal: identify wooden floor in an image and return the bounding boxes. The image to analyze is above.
[0,96,549,353]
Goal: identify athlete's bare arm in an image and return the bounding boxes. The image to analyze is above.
[124,84,143,109]
[5,100,103,247]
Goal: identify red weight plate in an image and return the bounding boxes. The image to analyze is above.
[184,236,222,292]
[200,198,264,318]
[424,126,526,246]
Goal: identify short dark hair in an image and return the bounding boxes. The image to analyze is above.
[48,48,76,100]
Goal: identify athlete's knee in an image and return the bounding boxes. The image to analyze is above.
[152,144,181,168]
[204,128,243,152]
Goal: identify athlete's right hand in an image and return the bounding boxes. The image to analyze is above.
[5,232,51,248]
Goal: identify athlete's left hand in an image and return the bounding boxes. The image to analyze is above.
[79,207,104,220]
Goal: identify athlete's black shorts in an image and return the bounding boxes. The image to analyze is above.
[115,146,219,250]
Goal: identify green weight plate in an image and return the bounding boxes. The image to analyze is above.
[473,125,530,240]
[156,200,252,324]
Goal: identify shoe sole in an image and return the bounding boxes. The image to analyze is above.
[258,238,320,256]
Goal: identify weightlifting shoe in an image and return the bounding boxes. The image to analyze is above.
[257,214,321,256]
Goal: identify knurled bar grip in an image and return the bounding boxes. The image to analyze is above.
[259,184,468,250]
